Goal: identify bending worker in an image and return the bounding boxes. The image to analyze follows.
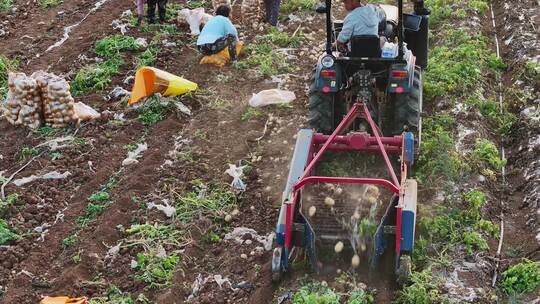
[197,5,239,63]
[337,0,386,52]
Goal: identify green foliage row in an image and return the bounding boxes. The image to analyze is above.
[77,176,118,227]
[0,194,17,217]
[395,268,449,304]
[280,0,318,15]
[137,95,171,125]
[71,34,155,97]
[500,260,540,296]
[415,189,498,265]
[175,180,238,222]
[0,218,20,245]
[240,28,304,76]
[95,35,140,59]
[134,252,180,289]
[292,282,374,304]
[38,0,62,9]
[71,57,124,97]
[466,97,517,137]
[416,115,464,184]
[424,29,505,102]
[293,283,341,304]
[88,286,150,304]
[471,138,505,171]
[0,0,13,12]
[0,194,19,246]
[425,0,489,27]
[125,223,186,289]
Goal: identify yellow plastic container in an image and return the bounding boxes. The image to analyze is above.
[128,67,198,105]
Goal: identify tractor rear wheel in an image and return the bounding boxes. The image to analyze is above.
[308,68,335,134]
[392,68,422,136]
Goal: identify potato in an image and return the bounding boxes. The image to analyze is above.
[366,196,377,205]
[324,197,335,207]
[308,206,316,217]
[360,243,367,252]
[351,254,360,268]
[365,185,380,198]
[334,241,344,253]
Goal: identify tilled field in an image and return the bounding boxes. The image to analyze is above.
[0,0,539,303]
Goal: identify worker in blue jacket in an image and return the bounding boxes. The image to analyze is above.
[197,5,239,62]
[337,0,386,51]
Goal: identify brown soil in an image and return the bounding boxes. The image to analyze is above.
[1,0,539,303]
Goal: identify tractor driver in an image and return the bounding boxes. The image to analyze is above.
[336,0,386,53]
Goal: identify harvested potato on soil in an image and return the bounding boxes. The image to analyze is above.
[351,254,360,268]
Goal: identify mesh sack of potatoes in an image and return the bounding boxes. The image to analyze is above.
[43,78,76,128]
[241,0,262,30]
[2,90,21,125]
[4,72,42,128]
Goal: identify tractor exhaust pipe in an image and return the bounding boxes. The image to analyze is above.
[398,0,404,58]
[315,0,332,55]
[325,0,332,55]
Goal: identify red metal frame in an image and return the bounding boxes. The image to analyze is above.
[284,102,409,256]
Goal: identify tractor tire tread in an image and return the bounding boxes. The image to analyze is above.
[308,67,334,134]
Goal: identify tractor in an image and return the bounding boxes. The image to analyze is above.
[271,0,430,285]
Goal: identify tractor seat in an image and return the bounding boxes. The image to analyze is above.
[349,35,382,58]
